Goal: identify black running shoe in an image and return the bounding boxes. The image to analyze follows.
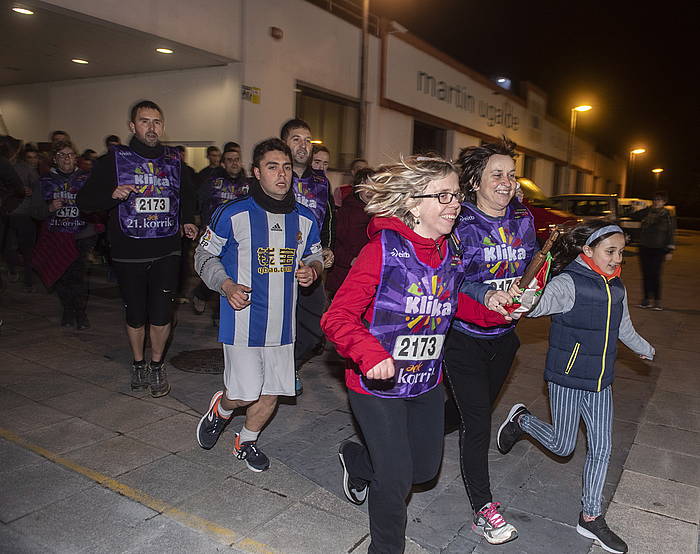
[61,310,75,327]
[338,441,368,505]
[497,403,530,454]
[234,434,270,472]
[196,391,229,449]
[576,513,628,553]
[148,360,171,398]
[76,313,90,331]
[130,360,149,390]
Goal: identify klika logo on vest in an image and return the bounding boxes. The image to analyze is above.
[133,162,171,193]
[404,275,453,332]
[483,226,526,278]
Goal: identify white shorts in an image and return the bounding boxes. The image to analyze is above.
[222,343,295,401]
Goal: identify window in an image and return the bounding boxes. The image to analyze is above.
[413,120,446,157]
[523,155,536,179]
[295,84,359,171]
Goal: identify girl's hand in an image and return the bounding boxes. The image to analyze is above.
[366,358,395,380]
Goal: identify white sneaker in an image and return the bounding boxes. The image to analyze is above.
[472,502,518,545]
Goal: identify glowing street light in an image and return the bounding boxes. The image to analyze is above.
[652,167,664,186]
[623,147,647,197]
[566,105,593,192]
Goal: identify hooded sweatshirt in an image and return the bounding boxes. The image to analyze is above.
[321,216,508,395]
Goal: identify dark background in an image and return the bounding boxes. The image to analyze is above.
[371,0,699,214]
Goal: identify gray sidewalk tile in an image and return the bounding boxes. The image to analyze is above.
[8,485,157,553]
[6,373,93,401]
[0,461,93,522]
[234,458,317,499]
[643,389,700,432]
[0,438,44,473]
[175,479,293,537]
[244,501,368,554]
[625,443,700,487]
[177,438,249,477]
[126,412,202,454]
[22,417,117,454]
[0,402,73,434]
[301,488,368,527]
[0,522,50,553]
[64,435,169,477]
[613,469,699,524]
[635,422,700,457]
[42,384,119,416]
[120,454,231,505]
[604,501,698,554]
[79,394,178,433]
[0,387,35,410]
[119,514,235,553]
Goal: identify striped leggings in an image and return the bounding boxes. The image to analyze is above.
[519,382,613,516]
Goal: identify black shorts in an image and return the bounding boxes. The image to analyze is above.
[112,255,180,327]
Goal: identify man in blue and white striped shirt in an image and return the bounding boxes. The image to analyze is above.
[194,138,323,472]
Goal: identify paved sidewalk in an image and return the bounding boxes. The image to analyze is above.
[1,232,698,553]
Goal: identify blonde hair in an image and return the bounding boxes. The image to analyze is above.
[358,155,457,228]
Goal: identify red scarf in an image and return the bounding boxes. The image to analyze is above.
[579,254,621,281]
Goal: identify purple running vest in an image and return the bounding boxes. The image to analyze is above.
[208,174,249,215]
[453,200,536,338]
[292,169,328,227]
[41,169,89,233]
[114,145,181,239]
[363,230,464,398]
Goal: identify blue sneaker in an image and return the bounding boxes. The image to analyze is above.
[295,370,303,396]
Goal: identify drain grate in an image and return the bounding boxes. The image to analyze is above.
[170,348,223,374]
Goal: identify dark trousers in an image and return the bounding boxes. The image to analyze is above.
[54,236,96,316]
[639,246,666,301]
[443,329,520,512]
[4,214,36,286]
[294,279,327,369]
[345,386,444,554]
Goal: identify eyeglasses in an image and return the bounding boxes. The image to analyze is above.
[55,152,76,159]
[412,191,465,204]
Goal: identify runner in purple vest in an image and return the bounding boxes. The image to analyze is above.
[77,100,197,398]
[446,137,537,545]
[39,141,96,330]
[322,156,472,553]
[281,119,335,395]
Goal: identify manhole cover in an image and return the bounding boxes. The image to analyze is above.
[170,348,223,374]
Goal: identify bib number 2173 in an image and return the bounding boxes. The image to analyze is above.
[392,334,444,361]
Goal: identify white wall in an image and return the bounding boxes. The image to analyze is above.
[533,159,554,196]
[1,65,242,154]
[44,0,243,60]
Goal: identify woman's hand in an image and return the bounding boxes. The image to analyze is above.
[366,357,395,380]
[484,289,512,317]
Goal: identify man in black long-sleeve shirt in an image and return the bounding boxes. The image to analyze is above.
[77,100,197,397]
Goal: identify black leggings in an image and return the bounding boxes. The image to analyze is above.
[443,329,520,512]
[112,255,179,327]
[345,386,444,553]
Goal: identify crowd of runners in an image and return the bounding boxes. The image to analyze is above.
[0,98,665,554]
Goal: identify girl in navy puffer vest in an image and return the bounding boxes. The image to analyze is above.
[496,220,654,554]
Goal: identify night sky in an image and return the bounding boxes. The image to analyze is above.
[372,0,699,212]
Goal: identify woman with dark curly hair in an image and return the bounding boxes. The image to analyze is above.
[446,137,537,545]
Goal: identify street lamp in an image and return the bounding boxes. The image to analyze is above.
[623,147,646,198]
[652,167,664,187]
[566,105,592,193]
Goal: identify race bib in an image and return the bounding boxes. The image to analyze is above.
[484,276,518,292]
[392,334,444,361]
[56,206,79,218]
[135,197,170,213]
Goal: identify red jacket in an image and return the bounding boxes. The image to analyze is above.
[325,192,371,294]
[321,216,507,394]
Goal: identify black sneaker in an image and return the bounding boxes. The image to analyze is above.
[338,441,368,505]
[130,360,149,390]
[75,313,90,331]
[497,403,530,454]
[651,302,663,311]
[233,434,270,472]
[196,391,229,449]
[148,360,171,398]
[576,513,628,553]
[61,310,75,327]
[637,300,650,309]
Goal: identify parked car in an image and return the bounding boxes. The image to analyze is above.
[517,178,578,245]
[551,193,618,221]
[617,198,651,244]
